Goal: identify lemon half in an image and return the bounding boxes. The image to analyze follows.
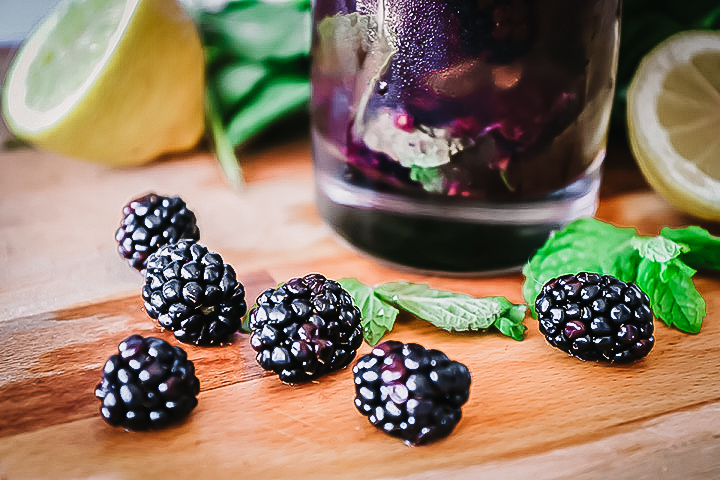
[2,0,205,166]
[627,30,720,221]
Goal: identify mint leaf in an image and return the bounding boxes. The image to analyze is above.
[660,226,720,270]
[338,278,398,346]
[634,257,706,333]
[607,238,641,283]
[225,77,309,146]
[374,282,527,340]
[200,2,311,62]
[494,304,529,341]
[631,235,689,263]
[522,217,637,312]
[410,165,444,193]
[631,236,705,333]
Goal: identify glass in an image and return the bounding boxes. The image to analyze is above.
[310,0,621,274]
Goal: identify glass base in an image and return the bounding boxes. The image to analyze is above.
[315,166,602,275]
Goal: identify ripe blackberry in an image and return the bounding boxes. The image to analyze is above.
[535,272,655,362]
[353,341,471,445]
[94,334,200,430]
[142,240,246,346]
[248,273,364,383]
[116,193,200,273]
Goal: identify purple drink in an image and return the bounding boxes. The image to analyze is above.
[311,0,620,273]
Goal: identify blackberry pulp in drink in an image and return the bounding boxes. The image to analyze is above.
[310,0,621,273]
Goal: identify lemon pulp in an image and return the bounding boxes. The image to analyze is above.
[656,50,720,180]
[627,31,720,221]
[25,0,127,112]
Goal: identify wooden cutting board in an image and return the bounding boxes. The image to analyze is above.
[1,137,719,479]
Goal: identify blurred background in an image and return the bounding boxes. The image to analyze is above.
[0,0,62,45]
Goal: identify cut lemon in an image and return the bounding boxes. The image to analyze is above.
[627,30,720,221]
[2,0,205,166]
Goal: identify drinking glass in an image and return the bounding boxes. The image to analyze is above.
[310,0,621,273]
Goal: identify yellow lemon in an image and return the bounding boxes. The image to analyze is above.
[2,0,205,166]
[627,30,720,221]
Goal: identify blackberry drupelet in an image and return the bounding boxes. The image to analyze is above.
[142,240,246,346]
[535,272,655,362]
[116,193,200,273]
[248,273,363,383]
[353,341,471,446]
[94,334,200,430]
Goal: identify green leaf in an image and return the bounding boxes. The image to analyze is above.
[225,77,309,146]
[409,165,444,193]
[696,6,720,28]
[210,63,268,115]
[631,235,689,263]
[197,2,311,62]
[634,257,706,333]
[374,282,527,340]
[660,226,720,270]
[522,217,637,313]
[494,304,529,341]
[607,238,641,283]
[338,278,398,346]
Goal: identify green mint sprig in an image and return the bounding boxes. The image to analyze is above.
[660,225,720,270]
[337,278,399,346]
[522,217,719,334]
[339,279,527,345]
[190,0,312,186]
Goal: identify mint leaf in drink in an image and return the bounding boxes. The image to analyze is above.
[374,282,527,340]
[522,217,637,312]
[660,225,720,270]
[410,165,444,193]
[338,278,398,346]
[634,257,705,333]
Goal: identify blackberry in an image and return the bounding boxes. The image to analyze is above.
[94,334,200,430]
[353,341,471,445]
[142,240,247,346]
[535,272,655,362]
[248,273,363,383]
[116,193,200,273]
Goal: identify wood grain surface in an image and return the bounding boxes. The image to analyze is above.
[1,135,719,479]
